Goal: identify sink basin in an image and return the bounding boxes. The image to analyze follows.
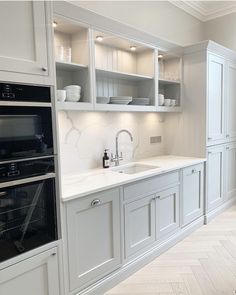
[111,163,160,175]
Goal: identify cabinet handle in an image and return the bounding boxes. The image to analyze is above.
[51,252,56,256]
[0,191,7,197]
[91,199,101,206]
[208,137,212,140]
[42,67,47,72]
[157,196,160,199]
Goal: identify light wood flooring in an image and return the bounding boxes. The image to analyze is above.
[105,205,236,295]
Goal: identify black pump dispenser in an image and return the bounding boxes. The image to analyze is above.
[103,149,110,168]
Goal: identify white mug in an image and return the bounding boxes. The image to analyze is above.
[158,94,165,106]
[56,90,66,102]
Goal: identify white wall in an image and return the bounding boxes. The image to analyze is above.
[70,1,204,46]
[204,13,236,52]
[58,111,166,175]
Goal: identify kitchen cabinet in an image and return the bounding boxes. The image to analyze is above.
[225,143,236,201]
[207,145,224,211]
[0,1,53,84]
[66,188,121,291]
[226,62,236,140]
[207,53,226,146]
[156,186,180,240]
[124,194,156,259]
[182,164,204,226]
[0,248,59,295]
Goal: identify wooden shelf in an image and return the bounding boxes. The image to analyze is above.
[159,78,181,85]
[96,68,154,81]
[57,101,93,111]
[56,61,88,71]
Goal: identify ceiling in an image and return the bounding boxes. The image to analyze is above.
[170,1,236,21]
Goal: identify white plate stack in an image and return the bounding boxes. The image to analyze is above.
[110,96,132,105]
[64,85,81,102]
[129,97,150,105]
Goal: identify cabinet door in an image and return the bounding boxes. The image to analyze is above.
[156,186,180,240]
[0,1,48,76]
[225,143,236,200]
[124,194,156,259]
[207,53,225,145]
[66,188,121,291]
[182,164,204,226]
[226,62,236,140]
[0,248,59,295]
[207,146,224,211]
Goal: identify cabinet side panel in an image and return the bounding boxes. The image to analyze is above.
[164,51,207,157]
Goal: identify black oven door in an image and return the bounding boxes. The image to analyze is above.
[0,107,54,161]
[0,176,57,262]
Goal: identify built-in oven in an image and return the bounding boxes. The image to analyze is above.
[0,175,57,262]
[0,82,58,263]
[0,107,54,162]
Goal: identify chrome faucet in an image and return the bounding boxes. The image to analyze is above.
[111,129,133,166]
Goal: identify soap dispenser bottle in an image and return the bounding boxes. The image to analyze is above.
[103,149,110,168]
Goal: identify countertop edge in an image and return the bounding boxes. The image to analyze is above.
[61,157,206,203]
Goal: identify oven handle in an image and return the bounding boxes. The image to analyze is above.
[0,173,56,189]
[0,191,7,197]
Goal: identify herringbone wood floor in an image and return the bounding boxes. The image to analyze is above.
[105,205,236,295]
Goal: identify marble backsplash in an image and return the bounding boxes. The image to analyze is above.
[58,111,166,175]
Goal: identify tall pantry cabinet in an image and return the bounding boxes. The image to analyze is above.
[166,41,236,221]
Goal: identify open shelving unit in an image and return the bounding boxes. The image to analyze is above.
[53,15,182,113]
[93,30,157,111]
[157,51,182,112]
[53,15,93,110]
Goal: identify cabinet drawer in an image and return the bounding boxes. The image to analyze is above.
[124,171,179,202]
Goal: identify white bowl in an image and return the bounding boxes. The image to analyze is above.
[164,99,171,106]
[64,85,81,91]
[171,99,177,106]
[97,96,110,104]
[66,94,81,102]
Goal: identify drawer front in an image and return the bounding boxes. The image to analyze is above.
[124,171,179,202]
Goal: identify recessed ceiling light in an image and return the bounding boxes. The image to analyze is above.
[130,46,136,51]
[53,21,58,28]
[158,54,163,59]
[96,35,104,42]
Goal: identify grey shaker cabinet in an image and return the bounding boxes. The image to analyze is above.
[66,188,121,291]
[182,164,204,226]
[0,248,60,295]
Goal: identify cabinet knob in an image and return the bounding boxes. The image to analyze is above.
[91,199,101,206]
[226,134,230,138]
[226,147,230,150]
[42,67,47,72]
[192,169,197,173]
[51,252,56,256]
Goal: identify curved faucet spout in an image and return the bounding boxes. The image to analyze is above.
[111,129,134,166]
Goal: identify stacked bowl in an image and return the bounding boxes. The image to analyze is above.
[64,85,81,102]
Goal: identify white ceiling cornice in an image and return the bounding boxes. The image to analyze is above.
[170,1,236,22]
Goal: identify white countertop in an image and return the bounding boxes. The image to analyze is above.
[61,155,206,202]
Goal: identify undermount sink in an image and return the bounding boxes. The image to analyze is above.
[111,163,160,175]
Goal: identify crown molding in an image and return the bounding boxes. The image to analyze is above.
[170,1,236,22]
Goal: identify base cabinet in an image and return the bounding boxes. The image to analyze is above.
[0,248,59,295]
[225,143,236,200]
[182,164,204,226]
[156,186,180,240]
[124,194,156,259]
[207,145,224,212]
[66,188,121,291]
